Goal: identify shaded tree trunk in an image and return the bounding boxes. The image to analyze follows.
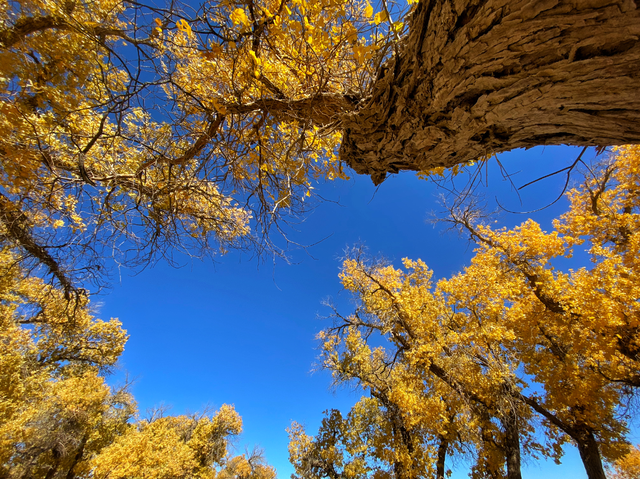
[65,435,88,479]
[340,0,640,184]
[575,428,607,479]
[479,423,503,479]
[502,410,522,479]
[436,435,447,479]
[514,391,608,479]
[44,447,62,479]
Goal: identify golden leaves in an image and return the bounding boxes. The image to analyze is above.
[364,2,374,18]
[230,7,250,27]
[0,0,393,277]
[610,445,640,479]
[176,18,192,37]
[372,10,389,25]
[312,147,640,476]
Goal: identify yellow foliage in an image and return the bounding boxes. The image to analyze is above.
[609,445,640,479]
[230,8,250,27]
[0,0,397,283]
[0,243,269,478]
[313,147,640,477]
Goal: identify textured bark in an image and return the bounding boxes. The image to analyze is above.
[340,0,640,184]
[226,94,358,126]
[0,15,68,48]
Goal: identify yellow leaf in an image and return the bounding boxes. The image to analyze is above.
[373,11,389,25]
[249,49,262,66]
[208,42,223,55]
[364,2,373,18]
[230,8,250,27]
[212,99,227,114]
[176,19,192,37]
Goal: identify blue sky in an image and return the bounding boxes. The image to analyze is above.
[99,145,635,478]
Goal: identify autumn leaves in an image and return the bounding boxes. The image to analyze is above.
[2,0,640,478]
[291,147,640,479]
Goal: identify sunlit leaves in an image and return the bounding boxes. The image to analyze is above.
[0,242,270,478]
[365,3,374,18]
[230,8,250,27]
[91,405,243,479]
[609,445,640,479]
[310,148,640,477]
[0,0,395,290]
[0,246,132,478]
[176,18,193,37]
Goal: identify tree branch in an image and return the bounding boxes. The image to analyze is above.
[0,192,75,298]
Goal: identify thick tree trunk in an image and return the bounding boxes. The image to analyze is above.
[340,0,640,184]
[514,391,608,479]
[502,410,522,479]
[575,428,608,479]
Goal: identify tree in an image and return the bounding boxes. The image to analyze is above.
[0,0,397,293]
[6,0,637,294]
[216,448,277,479]
[90,405,246,479]
[289,387,439,479]
[0,243,273,478]
[308,145,640,479]
[318,253,550,479]
[609,445,640,479]
[0,245,132,478]
[341,0,640,184]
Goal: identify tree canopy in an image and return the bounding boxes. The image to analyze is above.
[300,146,640,479]
[0,0,405,292]
[4,0,638,290]
[0,242,276,478]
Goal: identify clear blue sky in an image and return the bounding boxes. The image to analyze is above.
[100,145,636,478]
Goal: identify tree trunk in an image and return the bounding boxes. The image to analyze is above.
[575,428,608,479]
[436,435,447,479]
[44,446,62,479]
[502,410,522,479]
[340,0,640,184]
[513,391,608,479]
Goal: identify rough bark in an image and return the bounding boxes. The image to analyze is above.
[340,0,640,184]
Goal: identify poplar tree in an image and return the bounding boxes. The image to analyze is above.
[310,146,640,479]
